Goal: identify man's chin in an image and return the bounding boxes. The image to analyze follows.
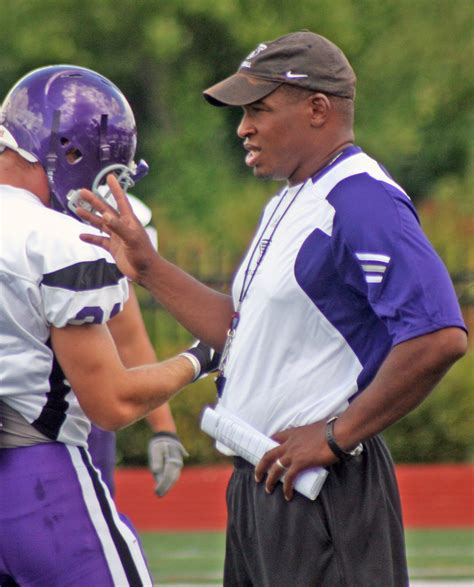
[253,167,278,181]
[254,169,287,182]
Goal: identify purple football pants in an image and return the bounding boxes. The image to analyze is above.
[0,443,153,586]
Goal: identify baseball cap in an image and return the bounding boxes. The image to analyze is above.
[0,124,38,162]
[203,31,356,107]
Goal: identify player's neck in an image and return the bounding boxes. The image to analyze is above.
[0,152,50,205]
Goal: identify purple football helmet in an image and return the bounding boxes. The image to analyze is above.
[0,65,148,218]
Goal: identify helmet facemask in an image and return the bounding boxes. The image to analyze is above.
[67,159,149,220]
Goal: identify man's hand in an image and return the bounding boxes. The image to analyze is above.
[77,174,157,283]
[181,340,221,381]
[254,421,338,502]
[254,326,468,502]
[148,432,189,497]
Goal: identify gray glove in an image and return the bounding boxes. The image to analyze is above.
[147,432,189,497]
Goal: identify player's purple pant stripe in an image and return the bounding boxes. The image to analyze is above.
[78,447,148,586]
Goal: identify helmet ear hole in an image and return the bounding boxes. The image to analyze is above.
[60,137,70,146]
[65,147,83,165]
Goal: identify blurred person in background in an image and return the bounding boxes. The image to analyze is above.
[88,195,187,498]
[0,65,216,587]
[78,32,467,586]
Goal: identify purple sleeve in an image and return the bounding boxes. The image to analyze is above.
[329,174,466,345]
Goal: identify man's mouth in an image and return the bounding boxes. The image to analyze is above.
[244,145,260,167]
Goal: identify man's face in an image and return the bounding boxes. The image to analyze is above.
[237,86,314,185]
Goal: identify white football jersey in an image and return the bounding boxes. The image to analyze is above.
[0,185,129,446]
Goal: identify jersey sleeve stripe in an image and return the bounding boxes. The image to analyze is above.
[41,259,124,291]
[365,275,384,283]
[361,264,387,273]
[355,252,391,263]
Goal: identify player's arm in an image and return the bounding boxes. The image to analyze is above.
[256,326,467,500]
[50,321,207,431]
[107,288,177,432]
[77,175,234,351]
[108,289,182,433]
[108,287,188,496]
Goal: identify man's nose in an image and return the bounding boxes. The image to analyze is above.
[237,113,255,139]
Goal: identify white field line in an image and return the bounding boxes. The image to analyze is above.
[409,546,474,556]
[410,582,474,587]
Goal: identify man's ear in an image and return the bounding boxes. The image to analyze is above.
[308,93,331,128]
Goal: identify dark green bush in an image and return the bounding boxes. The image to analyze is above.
[384,352,473,463]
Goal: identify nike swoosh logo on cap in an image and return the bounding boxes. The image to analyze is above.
[286,71,309,79]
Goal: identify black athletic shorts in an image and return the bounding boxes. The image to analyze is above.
[224,434,408,587]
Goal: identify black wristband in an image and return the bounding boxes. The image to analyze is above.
[182,341,221,381]
[185,345,208,369]
[326,416,363,461]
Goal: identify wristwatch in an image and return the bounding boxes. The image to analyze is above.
[326,416,363,461]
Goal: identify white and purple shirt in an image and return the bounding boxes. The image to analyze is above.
[0,186,128,446]
[216,146,465,444]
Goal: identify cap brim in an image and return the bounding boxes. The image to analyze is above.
[203,72,282,107]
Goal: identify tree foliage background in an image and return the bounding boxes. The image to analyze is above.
[2,0,472,463]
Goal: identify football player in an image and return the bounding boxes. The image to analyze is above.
[0,65,216,586]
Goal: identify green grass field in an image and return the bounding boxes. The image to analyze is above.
[140,529,474,585]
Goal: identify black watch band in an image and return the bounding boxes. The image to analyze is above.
[326,416,363,461]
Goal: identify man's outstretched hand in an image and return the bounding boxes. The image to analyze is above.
[77,175,157,283]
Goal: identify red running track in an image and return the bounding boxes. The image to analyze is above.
[115,464,474,531]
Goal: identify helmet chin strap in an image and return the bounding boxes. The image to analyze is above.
[46,110,61,184]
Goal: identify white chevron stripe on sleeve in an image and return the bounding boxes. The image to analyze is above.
[362,264,387,273]
[365,275,384,283]
[356,252,391,263]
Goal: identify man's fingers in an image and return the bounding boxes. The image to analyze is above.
[264,458,289,495]
[79,188,116,216]
[75,206,106,230]
[255,446,281,482]
[79,233,111,252]
[282,469,296,501]
[107,174,134,216]
[255,445,296,500]
[272,430,290,444]
[101,211,135,239]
